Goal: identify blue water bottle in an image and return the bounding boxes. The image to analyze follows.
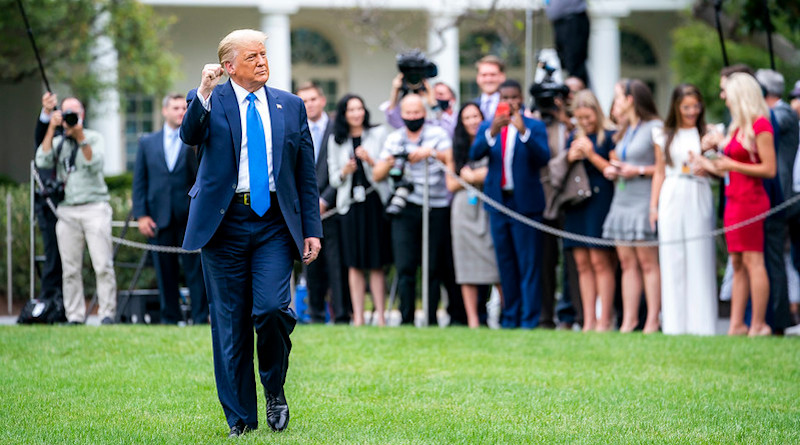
[295,276,311,323]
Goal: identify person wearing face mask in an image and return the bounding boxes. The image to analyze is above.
[381,76,458,138]
[470,79,552,329]
[374,94,458,326]
[35,96,117,326]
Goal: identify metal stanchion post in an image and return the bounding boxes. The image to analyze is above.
[421,159,430,327]
[6,192,12,314]
[29,161,35,302]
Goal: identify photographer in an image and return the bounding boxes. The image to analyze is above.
[374,94,459,325]
[381,51,457,137]
[32,92,63,303]
[35,97,117,325]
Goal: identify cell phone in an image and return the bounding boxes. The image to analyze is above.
[609,160,622,169]
[703,150,721,160]
[495,102,510,117]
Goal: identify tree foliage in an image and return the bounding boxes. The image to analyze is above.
[674,1,800,121]
[0,0,178,103]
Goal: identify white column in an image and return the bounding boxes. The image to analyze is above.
[90,11,123,175]
[260,8,293,92]
[427,11,460,101]
[588,13,621,113]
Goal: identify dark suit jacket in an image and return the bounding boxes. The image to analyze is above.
[315,117,336,207]
[180,80,322,256]
[773,101,799,201]
[470,116,551,215]
[131,129,198,229]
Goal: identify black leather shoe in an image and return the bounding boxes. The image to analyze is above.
[266,389,290,432]
[228,423,252,438]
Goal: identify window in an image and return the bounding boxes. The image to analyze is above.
[620,31,657,67]
[291,28,343,112]
[124,95,156,171]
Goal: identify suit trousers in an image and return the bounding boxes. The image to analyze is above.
[764,212,792,330]
[201,198,296,429]
[489,196,543,328]
[55,202,117,322]
[306,214,351,323]
[150,222,208,324]
[35,198,62,300]
[553,11,590,86]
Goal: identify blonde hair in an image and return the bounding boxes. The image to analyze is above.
[217,29,267,65]
[724,72,770,154]
[571,89,611,146]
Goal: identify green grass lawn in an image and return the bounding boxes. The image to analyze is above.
[1,325,798,444]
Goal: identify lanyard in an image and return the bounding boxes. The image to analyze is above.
[619,123,640,162]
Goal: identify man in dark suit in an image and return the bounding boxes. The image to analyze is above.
[295,82,351,324]
[33,92,63,303]
[180,29,321,437]
[132,93,208,325]
[471,55,507,121]
[470,79,551,328]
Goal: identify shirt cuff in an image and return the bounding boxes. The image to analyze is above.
[519,128,531,143]
[39,109,51,123]
[198,90,212,111]
[485,129,497,146]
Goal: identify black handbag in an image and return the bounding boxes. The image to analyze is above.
[17,298,67,324]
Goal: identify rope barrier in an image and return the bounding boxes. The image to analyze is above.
[435,158,800,248]
[32,160,800,253]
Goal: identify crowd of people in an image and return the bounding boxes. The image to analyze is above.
[295,56,800,337]
[31,52,800,338]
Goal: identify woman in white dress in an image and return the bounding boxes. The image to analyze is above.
[649,84,717,335]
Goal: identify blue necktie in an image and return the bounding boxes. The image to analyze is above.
[246,93,270,216]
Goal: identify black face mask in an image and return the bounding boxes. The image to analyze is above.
[436,99,451,111]
[403,117,425,132]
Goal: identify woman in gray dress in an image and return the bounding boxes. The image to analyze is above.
[602,79,662,333]
[446,103,502,328]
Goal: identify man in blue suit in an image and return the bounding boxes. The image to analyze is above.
[180,29,322,437]
[132,93,207,325]
[470,79,551,328]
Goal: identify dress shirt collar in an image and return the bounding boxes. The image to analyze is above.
[163,124,180,141]
[230,79,267,108]
[311,112,328,131]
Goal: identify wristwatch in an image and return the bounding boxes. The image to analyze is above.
[638,166,645,177]
[78,139,90,148]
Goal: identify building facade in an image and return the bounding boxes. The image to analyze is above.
[1,0,692,181]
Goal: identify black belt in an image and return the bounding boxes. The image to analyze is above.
[233,191,277,206]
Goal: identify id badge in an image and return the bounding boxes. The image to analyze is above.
[617,178,626,192]
[353,185,366,203]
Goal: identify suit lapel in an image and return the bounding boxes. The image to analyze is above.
[153,130,169,173]
[219,81,243,170]
[172,143,187,173]
[266,86,284,180]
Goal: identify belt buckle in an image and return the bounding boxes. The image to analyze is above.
[243,193,250,206]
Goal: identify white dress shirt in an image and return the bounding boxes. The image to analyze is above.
[309,112,328,163]
[198,80,275,193]
[485,125,532,191]
[480,92,500,120]
[162,124,182,172]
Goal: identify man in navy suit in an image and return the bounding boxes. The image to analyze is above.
[180,29,322,437]
[296,82,351,324]
[470,79,551,328]
[132,93,207,325]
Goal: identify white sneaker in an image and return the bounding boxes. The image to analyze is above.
[785,324,800,336]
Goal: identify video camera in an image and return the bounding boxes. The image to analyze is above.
[385,144,415,215]
[397,50,438,97]
[529,62,570,125]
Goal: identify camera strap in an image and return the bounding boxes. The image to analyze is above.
[56,136,79,183]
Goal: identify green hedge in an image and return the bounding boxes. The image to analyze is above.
[0,183,157,303]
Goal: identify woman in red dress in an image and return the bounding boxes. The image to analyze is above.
[695,73,777,336]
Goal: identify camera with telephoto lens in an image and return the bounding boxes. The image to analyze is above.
[385,145,415,216]
[37,177,65,205]
[397,50,438,97]
[62,111,79,127]
[529,61,570,125]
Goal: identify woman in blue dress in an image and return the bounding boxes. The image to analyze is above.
[563,89,616,332]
